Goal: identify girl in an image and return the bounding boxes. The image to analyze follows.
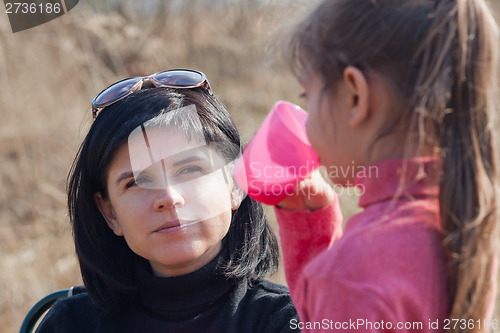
[274,1,499,332]
[36,69,298,332]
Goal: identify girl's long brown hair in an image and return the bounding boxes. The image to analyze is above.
[285,0,499,331]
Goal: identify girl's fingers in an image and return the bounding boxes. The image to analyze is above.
[277,169,335,211]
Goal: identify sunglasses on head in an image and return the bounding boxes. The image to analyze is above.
[91,69,212,120]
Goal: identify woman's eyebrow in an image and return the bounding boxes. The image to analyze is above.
[172,155,203,167]
[170,147,212,167]
[115,171,134,186]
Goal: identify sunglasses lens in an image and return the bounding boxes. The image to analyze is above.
[153,70,205,87]
[93,77,142,107]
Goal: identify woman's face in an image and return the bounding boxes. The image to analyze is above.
[95,127,239,277]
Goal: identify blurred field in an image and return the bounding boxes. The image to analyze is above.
[0,1,312,331]
[0,1,499,332]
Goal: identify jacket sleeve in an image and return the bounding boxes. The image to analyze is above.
[273,196,343,307]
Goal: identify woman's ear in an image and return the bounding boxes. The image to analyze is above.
[223,162,244,210]
[230,183,244,210]
[94,192,123,236]
[343,66,369,128]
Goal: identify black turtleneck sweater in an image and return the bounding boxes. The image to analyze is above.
[36,250,298,333]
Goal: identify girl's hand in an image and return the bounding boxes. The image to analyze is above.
[277,169,335,211]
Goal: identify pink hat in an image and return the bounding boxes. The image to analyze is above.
[234,101,320,205]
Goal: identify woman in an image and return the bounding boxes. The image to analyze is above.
[36,69,297,332]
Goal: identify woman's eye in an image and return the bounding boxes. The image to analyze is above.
[174,165,208,182]
[125,177,151,189]
[125,179,137,189]
[299,92,307,99]
[177,165,204,176]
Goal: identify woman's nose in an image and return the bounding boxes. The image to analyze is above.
[153,185,185,210]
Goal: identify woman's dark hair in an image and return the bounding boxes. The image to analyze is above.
[285,0,499,330]
[67,87,280,312]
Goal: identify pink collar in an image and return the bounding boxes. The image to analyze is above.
[355,157,441,209]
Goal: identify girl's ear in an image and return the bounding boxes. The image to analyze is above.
[343,66,369,128]
[94,192,123,236]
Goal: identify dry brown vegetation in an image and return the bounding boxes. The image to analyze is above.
[0,1,499,332]
[0,2,311,331]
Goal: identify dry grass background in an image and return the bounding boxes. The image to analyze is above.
[0,1,499,332]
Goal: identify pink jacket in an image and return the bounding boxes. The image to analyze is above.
[275,158,451,332]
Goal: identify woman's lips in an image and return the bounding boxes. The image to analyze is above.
[154,220,201,234]
[154,220,181,233]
